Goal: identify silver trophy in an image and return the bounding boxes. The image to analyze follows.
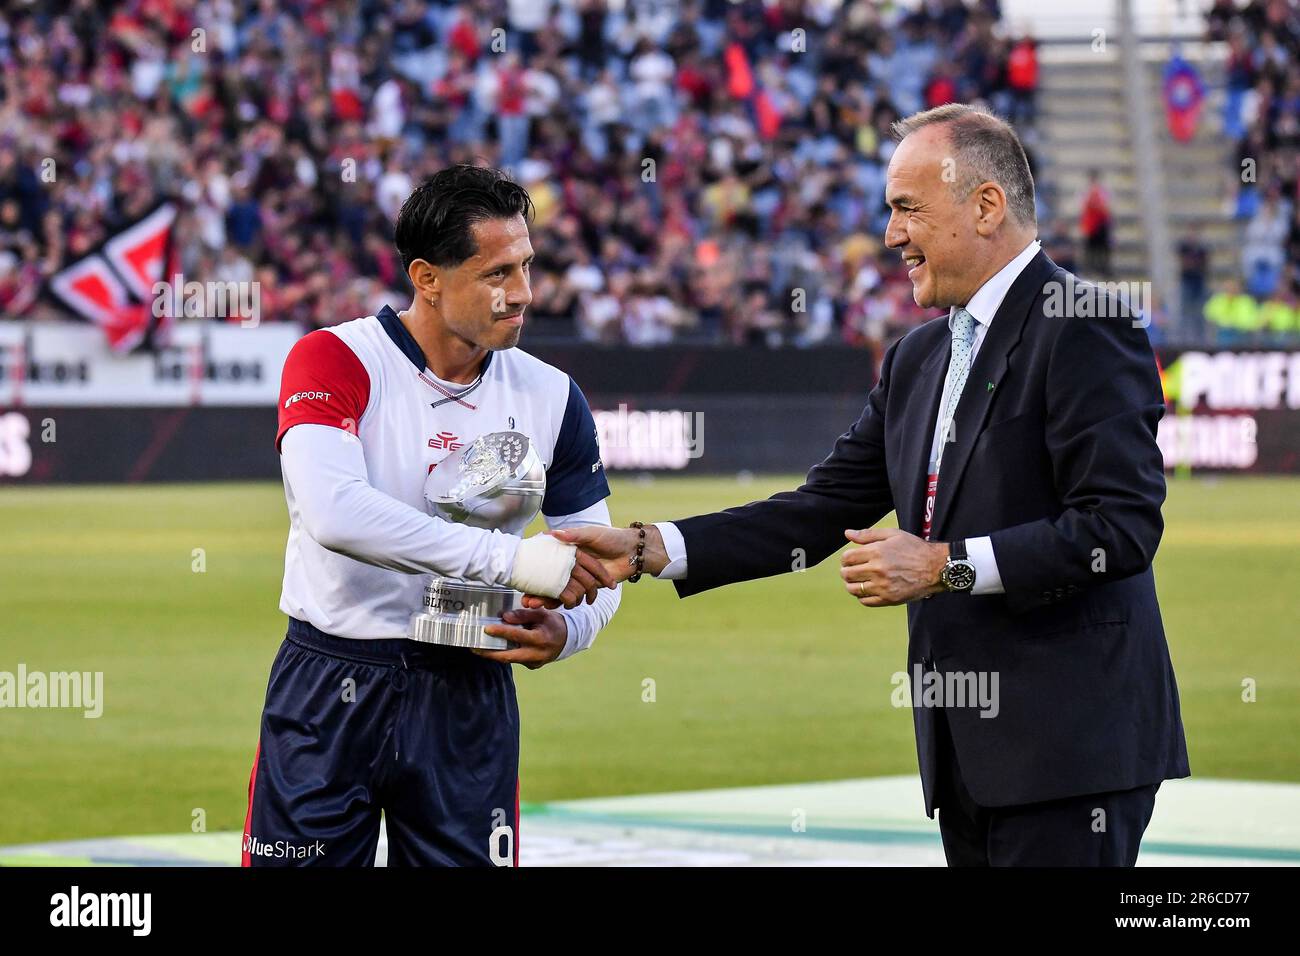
[408,431,546,650]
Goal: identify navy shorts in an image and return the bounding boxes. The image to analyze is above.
[242,618,520,867]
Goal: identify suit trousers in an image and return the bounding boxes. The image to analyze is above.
[932,707,1159,866]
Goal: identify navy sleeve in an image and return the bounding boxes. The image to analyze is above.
[542,377,610,517]
[672,338,898,598]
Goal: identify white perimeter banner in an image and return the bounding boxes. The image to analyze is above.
[0,322,300,407]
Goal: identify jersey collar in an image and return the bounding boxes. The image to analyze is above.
[376,304,495,377]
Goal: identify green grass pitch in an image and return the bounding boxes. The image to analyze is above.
[0,475,1296,845]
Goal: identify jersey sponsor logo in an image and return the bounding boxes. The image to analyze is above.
[428,431,464,451]
[284,390,332,409]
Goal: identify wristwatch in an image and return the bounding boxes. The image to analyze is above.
[940,539,977,593]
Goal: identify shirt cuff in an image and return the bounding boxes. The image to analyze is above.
[553,612,578,661]
[966,536,1004,595]
[653,521,688,580]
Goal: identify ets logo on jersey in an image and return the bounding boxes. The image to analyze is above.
[428,431,464,451]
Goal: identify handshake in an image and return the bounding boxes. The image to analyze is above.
[507,525,670,609]
[507,522,952,611]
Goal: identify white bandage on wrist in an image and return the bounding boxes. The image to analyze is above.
[509,534,577,598]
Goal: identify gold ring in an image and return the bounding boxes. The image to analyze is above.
[858,581,867,597]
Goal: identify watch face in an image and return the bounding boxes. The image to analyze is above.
[944,560,976,592]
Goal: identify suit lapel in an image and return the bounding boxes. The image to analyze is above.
[895,332,951,535]
[929,251,1058,540]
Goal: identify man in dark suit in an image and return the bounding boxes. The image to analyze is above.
[550,104,1190,866]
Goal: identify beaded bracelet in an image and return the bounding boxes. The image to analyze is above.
[628,520,647,582]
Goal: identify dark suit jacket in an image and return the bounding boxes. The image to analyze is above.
[672,251,1190,815]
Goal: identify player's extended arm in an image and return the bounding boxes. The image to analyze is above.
[670,338,902,595]
[543,501,622,660]
[280,423,604,603]
[554,339,900,597]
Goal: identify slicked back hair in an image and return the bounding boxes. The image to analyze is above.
[891,104,1037,227]
[394,164,535,273]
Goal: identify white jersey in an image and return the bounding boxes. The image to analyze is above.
[275,304,611,644]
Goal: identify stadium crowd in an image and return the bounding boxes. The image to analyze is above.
[0,0,1048,350]
[1204,0,1300,342]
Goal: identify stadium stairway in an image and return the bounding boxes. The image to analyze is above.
[1142,42,1238,289]
[1036,40,1234,292]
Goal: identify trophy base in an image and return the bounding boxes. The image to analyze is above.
[408,579,522,651]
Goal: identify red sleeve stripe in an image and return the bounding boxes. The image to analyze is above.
[276,330,372,451]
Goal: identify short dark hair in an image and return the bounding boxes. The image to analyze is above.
[394,164,535,272]
[891,103,1037,227]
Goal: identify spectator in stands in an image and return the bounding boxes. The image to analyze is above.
[1041,217,1077,275]
[577,269,626,345]
[1005,35,1039,126]
[492,51,530,169]
[1204,276,1255,344]
[1202,275,1300,346]
[1178,227,1210,343]
[1079,169,1113,278]
[1242,186,1291,298]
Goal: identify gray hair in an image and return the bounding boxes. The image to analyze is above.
[891,104,1037,227]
